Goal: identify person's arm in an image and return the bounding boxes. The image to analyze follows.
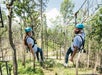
[70,46,78,62]
[70,36,79,62]
[28,44,35,57]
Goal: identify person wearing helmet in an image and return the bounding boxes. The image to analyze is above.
[64,24,85,67]
[24,27,44,62]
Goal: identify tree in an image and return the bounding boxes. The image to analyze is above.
[6,0,18,75]
[36,0,48,50]
[60,0,74,23]
[14,0,41,67]
[89,7,102,73]
[60,0,74,54]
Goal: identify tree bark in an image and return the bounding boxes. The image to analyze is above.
[76,52,81,75]
[53,40,55,55]
[60,44,61,60]
[41,0,44,50]
[87,39,90,68]
[22,19,26,67]
[46,38,48,59]
[0,30,4,60]
[45,24,48,59]
[6,0,18,75]
[94,52,98,73]
[22,46,26,67]
[100,50,102,73]
[56,44,58,59]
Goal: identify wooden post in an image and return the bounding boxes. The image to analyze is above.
[0,61,9,75]
[76,51,82,75]
[6,62,9,75]
[60,44,61,60]
[0,6,4,28]
[0,64,2,75]
[33,57,35,72]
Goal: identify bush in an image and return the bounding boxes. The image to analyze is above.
[44,58,55,68]
[18,66,44,75]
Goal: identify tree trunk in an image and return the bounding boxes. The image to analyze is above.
[22,19,26,67]
[53,40,55,55]
[0,36,3,60]
[41,0,44,50]
[44,19,48,59]
[22,46,26,67]
[60,45,61,60]
[1,48,3,60]
[0,31,3,60]
[0,64,2,75]
[87,39,90,68]
[76,52,82,75]
[7,1,18,75]
[100,51,102,73]
[46,38,48,59]
[64,27,67,55]
[94,52,98,73]
[33,57,35,72]
[56,44,58,59]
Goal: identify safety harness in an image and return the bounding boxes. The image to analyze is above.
[25,37,36,52]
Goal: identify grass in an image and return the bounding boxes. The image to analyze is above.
[17,60,44,75]
[0,58,100,75]
[42,58,99,75]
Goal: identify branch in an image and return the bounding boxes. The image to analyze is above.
[9,0,15,6]
[6,0,15,9]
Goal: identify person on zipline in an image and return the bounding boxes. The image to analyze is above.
[64,24,85,67]
[24,27,44,62]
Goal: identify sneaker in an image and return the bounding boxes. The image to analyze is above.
[64,63,68,67]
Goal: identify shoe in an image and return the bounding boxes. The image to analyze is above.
[64,63,68,68]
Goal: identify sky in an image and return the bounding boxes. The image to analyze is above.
[45,0,85,27]
[46,0,63,12]
[46,0,85,12]
[45,0,102,27]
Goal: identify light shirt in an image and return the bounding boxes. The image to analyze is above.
[26,36,38,52]
[71,32,85,51]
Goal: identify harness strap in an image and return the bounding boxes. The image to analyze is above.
[32,44,34,48]
[26,37,35,48]
[77,35,85,51]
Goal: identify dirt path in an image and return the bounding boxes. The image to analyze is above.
[42,68,55,75]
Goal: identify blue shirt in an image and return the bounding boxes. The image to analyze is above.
[71,32,85,51]
[26,36,38,52]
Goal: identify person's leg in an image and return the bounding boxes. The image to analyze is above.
[36,48,39,61]
[38,47,43,61]
[71,50,73,56]
[65,47,73,64]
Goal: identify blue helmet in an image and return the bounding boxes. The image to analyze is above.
[76,24,84,29]
[25,27,32,33]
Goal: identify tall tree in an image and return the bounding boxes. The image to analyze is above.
[36,0,48,49]
[60,0,74,54]
[60,0,74,23]
[89,7,102,73]
[14,0,41,67]
[6,0,18,75]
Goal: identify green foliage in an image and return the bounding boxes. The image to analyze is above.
[60,0,74,22]
[14,0,36,17]
[0,60,44,75]
[47,26,65,46]
[13,0,48,38]
[17,60,44,75]
[89,7,102,44]
[44,58,55,68]
[18,66,44,75]
[0,27,7,37]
